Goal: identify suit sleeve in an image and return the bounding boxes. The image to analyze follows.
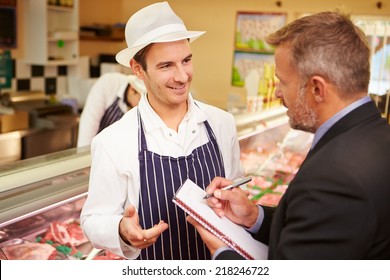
[269,159,376,259]
[214,206,275,260]
[253,206,275,245]
[215,249,245,260]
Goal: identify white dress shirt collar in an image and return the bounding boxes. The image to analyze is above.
[311,95,372,149]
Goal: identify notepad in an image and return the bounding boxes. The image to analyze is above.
[173,179,268,260]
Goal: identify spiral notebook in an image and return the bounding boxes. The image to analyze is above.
[173,179,268,260]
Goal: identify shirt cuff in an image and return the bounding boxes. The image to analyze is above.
[119,234,140,255]
[246,205,264,234]
[212,246,233,260]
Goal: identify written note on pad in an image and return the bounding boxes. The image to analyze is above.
[173,179,268,260]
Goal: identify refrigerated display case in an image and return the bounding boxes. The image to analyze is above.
[0,147,92,260]
[236,107,313,207]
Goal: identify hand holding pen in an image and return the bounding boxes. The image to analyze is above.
[202,176,259,228]
[203,176,252,199]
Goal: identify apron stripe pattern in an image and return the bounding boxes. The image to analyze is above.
[98,97,124,133]
[137,110,225,259]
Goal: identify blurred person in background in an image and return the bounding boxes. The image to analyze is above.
[77,72,146,147]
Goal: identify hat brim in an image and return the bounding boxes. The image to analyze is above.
[116,30,205,67]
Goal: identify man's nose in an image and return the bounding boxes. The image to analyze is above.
[173,66,189,82]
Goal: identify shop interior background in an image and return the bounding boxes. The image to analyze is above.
[6,0,390,108]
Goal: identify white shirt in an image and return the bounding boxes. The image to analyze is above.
[80,93,243,259]
[77,73,131,148]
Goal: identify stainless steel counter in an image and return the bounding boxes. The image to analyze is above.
[0,114,79,165]
[0,92,79,164]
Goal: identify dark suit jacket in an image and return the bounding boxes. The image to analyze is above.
[217,101,390,260]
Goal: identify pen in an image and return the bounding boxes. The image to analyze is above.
[203,176,252,199]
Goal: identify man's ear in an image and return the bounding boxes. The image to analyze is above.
[130,59,144,79]
[310,75,326,103]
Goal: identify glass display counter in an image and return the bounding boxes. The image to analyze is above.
[237,112,313,208]
[0,147,91,260]
[234,106,288,140]
[0,146,91,227]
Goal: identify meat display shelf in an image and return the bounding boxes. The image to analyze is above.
[234,106,288,140]
[239,120,313,207]
[0,147,92,259]
[0,147,91,228]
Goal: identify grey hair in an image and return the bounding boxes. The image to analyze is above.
[266,11,370,99]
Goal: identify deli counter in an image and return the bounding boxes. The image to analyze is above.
[0,107,313,260]
[0,147,91,260]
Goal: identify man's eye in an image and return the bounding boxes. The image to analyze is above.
[183,58,192,64]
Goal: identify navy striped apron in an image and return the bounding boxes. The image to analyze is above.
[98,85,130,133]
[98,97,124,133]
[137,111,226,260]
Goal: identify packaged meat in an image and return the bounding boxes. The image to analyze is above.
[256,193,284,207]
[33,219,88,259]
[0,230,9,243]
[38,219,88,248]
[4,216,46,235]
[1,242,57,260]
[0,248,7,260]
[247,176,288,207]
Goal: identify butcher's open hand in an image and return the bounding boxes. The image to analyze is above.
[119,205,168,249]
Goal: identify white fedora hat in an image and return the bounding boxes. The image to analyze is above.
[116,1,205,67]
